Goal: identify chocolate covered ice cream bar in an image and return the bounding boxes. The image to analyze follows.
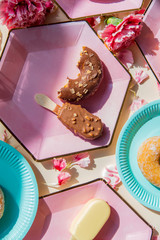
[35,94,103,140]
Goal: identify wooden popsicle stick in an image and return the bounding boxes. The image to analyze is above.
[34,94,61,115]
[35,93,103,140]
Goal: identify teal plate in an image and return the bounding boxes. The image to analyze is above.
[116,99,160,211]
[0,141,38,239]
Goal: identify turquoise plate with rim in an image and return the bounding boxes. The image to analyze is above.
[116,99,160,211]
[0,141,38,239]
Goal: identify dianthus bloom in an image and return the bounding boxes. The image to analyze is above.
[100,12,144,52]
[0,0,54,29]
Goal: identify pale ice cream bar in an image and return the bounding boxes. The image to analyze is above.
[70,198,111,240]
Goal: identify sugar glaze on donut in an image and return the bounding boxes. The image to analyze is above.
[57,46,103,102]
[137,136,160,188]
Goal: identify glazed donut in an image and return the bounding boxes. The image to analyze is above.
[57,46,103,102]
[0,187,4,218]
[137,136,160,188]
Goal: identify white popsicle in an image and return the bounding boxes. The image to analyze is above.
[70,198,110,240]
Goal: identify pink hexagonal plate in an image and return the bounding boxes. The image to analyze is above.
[24,179,153,240]
[0,21,130,161]
[55,0,144,19]
[136,0,160,83]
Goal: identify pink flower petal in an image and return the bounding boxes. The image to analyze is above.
[2,130,8,142]
[130,97,147,113]
[52,158,67,171]
[73,152,90,162]
[72,152,91,168]
[116,49,134,69]
[58,172,71,185]
[135,69,149,84]
[102,164,121,189]
[74,157,91,168]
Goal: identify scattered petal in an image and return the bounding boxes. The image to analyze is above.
[134,69,149,84]
[58,171,71,185]
[51,153,92,186]
[116,49,134,69]
[72,152,91,168]
[72,157,90,168]
[130,97,147,113]
[102,165,121,189]
[2,130,8,142]
[52,158,67,171]
[73,152,90,162]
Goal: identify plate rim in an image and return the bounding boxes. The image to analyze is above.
[54,0,145,20]
[0,140,39,239]
[36,178,153,239]
[0,20,131,162]
[116,99,160,211]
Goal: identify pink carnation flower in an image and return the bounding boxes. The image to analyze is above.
[101,12,143,52]
[52,158,67,171]
[0,0,54,29]
[58,172,71,185]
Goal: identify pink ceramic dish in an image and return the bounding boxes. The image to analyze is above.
[24,179,153,240]
[55,0,144,19]
[0,21,130,161]
[136,0,160,83]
